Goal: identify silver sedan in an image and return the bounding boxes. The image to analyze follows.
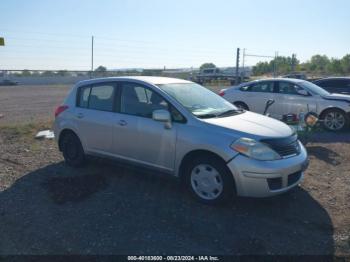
[221,78,350,131]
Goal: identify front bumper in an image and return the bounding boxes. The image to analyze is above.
[227,141,308,197]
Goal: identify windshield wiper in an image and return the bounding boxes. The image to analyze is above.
[217,109,243,117]
[196,113,218,119]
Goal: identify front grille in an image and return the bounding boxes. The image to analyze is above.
[270,141,299,157]
[261,134,300,158]
[288,171,302,186]
[267,177,282,190]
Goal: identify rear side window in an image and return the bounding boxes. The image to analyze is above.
[315,80,330,88]
[77,84,115,112]
[331,80,348,88]
[317,79,350,88]
[250,82,274,93]
[89,85,115,111]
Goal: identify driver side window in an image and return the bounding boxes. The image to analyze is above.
[121,83,168,118]
[278,82,304,95]
[120,82,186,123]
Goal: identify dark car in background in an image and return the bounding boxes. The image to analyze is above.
[0,79,19,86]
[313,77,350,95]
[281,73,307,80]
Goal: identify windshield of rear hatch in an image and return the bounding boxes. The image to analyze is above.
[157,83,239,118]
[300,81,330,96]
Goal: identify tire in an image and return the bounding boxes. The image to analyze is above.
[322,109,348,132]
[234,102,249,111]
[61,132,85,167]
[184,154,235,205]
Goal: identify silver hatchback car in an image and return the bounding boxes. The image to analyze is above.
[54,76,308,204]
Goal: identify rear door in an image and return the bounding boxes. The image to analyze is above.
[75,82,117,154]
[242,81,276,115]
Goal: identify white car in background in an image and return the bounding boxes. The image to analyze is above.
[220,78,350,131]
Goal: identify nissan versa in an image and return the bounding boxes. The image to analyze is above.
[54,77,308,204]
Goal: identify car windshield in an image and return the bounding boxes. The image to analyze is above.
[300,81,330,96]
[157,83,239,118]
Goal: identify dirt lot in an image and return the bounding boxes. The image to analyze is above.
[0,85,349,255]
[0,85,71,126]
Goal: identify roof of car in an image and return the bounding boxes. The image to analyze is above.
[314,77,350,81]
[245,78,305,84]
[229,78,306,89]
[76,76,192,86]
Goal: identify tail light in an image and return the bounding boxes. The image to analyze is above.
[219,90,225,96]
[55,105,69,118]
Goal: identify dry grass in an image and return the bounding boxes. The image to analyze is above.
[0,121,53,146]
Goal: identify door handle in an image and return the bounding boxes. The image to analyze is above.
[118,120,127,126]
[76,113,84,119]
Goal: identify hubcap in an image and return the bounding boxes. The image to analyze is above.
[324,112,345,131]
[190,164,223,200]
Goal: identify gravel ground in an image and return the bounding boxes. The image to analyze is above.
[0,85,349,255]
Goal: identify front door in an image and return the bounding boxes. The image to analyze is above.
[274,81,317,120]
[112,82,177,172]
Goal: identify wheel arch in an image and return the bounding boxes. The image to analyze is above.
[178,149,235,183]
[58,128,79,152]
[319,107,347,119]
[233,101,249,110]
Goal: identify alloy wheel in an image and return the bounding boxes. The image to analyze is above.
[324,111,345,131]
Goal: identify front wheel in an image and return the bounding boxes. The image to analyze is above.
[185,155,235,205]
[322,109,348,131]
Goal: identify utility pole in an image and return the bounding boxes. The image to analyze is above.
[235,48,240,85]
[291,53,296,72]
[0,37,4,79]
[273,51,278,78]
[91,36,94,78]
[242,48,246,80]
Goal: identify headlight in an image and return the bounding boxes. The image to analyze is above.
[231,138,281,161]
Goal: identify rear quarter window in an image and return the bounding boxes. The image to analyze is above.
[77,85,91,108]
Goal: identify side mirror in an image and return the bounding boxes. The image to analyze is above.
[297,89,310,96]
[152,109,172,129]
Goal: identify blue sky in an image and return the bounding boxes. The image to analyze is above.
[0,0,349,70]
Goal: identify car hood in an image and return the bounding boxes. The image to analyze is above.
[201,111,294,138]
[322,93,350,102]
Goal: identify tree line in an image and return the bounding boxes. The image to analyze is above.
[252,54,350,76]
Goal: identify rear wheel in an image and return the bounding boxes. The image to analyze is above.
[185,155,235,205]
[61,132,85,167]
[322,109,348,131]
